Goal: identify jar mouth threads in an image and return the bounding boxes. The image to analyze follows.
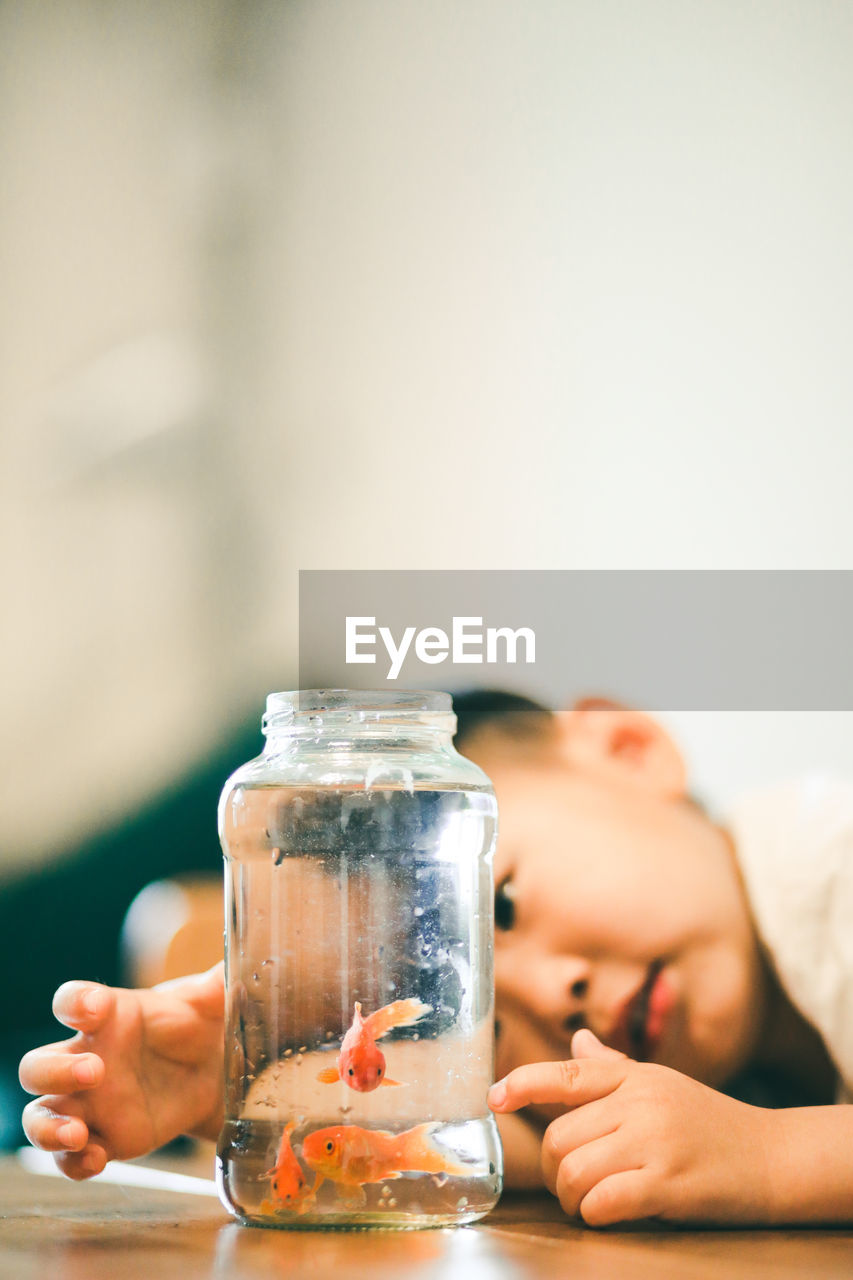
[262,690,456,737]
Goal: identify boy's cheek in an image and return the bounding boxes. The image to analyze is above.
[495,1006,564,1084]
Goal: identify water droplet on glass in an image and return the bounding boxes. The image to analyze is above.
[251,972,259,983]
[412,1033,420,1041]
[339,1104,352,1116]
[413,906,424,917]
[387,1197,397,1208]
[261,958,274,968]
[271,847,284,866]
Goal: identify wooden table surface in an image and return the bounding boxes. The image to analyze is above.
[2,1153,852,1280]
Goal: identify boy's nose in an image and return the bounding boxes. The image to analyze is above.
[497,950,591,1041]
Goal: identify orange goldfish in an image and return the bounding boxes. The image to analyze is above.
[260,1121,316,1213]
[316,997,431,1092]
[302,1122,468,1191]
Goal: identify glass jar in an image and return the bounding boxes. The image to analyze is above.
[216,690,502,1228]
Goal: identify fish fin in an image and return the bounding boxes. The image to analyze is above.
[338,1183,368,1210]
[364,997,432,1040]
[379,1076,404,1087]
[316,1067,340,1083]
[398,1123,470,1177]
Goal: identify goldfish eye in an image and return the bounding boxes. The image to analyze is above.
[377,1067,382,1075]
[325,1140,334,1153]
[348,1068,354,1076]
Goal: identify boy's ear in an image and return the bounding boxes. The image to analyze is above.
[553,698,687,799]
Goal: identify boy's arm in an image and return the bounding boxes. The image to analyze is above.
[767,1106,853,1223]
[488,1031,853,1226]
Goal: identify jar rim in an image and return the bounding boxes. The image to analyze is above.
[262,689,456,733]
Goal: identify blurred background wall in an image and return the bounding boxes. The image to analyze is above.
[2,0,853,876]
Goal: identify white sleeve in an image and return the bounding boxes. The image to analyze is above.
[728,777,853,1102]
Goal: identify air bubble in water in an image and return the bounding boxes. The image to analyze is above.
[456,1197,468,1211]
[271,847,284,866]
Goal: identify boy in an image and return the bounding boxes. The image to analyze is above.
[18,693,853,1225]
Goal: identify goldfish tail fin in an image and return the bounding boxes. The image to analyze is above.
[316,1067,340,1084]
[365,997,432,1040]
[264,1119,299,1175]
[397,1123,470,1177]
[379,1076,404,1087]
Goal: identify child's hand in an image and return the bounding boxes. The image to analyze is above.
[488,1029,773,1226]
[19,963,225,1180]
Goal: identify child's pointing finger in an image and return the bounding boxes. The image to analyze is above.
[488,1057,629,1113]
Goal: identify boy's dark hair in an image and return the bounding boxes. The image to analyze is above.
[451,688,554,751]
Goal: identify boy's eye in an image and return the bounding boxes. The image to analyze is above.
[495,875,516,931]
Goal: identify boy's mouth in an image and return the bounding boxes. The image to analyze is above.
[616,960,666,1059]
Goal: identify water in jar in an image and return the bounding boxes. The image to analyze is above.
[216,782,502,1228]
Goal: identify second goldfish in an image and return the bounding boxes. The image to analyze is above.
[302,1122,469,1191]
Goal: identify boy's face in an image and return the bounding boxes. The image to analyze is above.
[468,711,768,1107]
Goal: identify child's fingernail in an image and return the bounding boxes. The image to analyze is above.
[488,1080,507,1108]
[82,1150,103,1174]
[58,1122,79,1147]
[83,991,102,1016]
[74,1058,96,1085]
